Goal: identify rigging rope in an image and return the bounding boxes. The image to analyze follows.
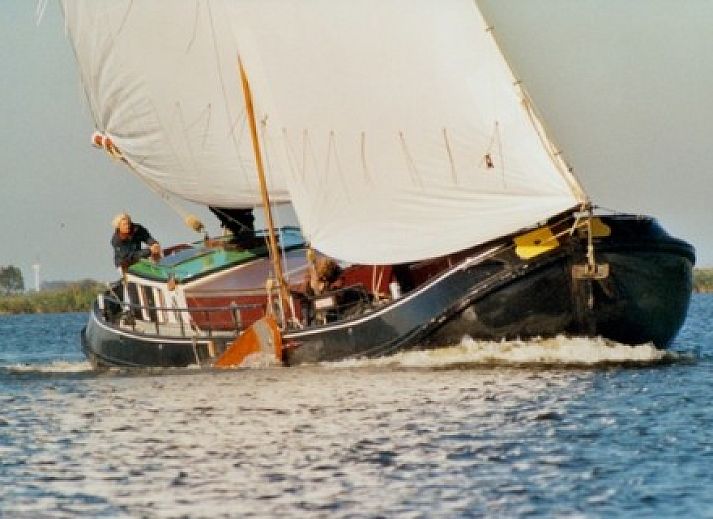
[91,131,205,234]
[35,0,49,26]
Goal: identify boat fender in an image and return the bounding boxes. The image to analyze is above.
[389,281,402,299]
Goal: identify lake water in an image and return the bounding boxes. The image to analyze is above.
[1,295,712,518]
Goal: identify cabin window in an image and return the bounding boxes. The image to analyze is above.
[169,294,184,325]
[126,282,142,319]
[141,285,158,323]
[155,289,167,323]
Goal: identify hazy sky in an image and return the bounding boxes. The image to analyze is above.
[1,1,711,286]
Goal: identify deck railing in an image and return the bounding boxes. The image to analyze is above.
[98,282,375,337]
[98,293,266,337]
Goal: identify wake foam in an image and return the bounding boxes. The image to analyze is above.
[3,360,94,374]
[229,351,283,369]
[325,335,683,369]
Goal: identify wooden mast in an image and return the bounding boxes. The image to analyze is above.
[237,56,291,321]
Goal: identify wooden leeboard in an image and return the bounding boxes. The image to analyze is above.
[213,316,282,368]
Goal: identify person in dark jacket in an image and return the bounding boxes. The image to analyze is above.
[111,213,161,270]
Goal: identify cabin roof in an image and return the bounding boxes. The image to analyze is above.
[128,228,305,283]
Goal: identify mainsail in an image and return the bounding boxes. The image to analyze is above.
[63,0,586,264]
[61,1,288,208]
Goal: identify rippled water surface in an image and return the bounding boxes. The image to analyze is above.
[1,295,713,518]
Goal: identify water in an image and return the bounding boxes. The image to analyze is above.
[1,296,712,518]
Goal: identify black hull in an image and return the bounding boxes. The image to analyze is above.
[81,215,694,368]
[283,215,694,364]
[81,310,225,369]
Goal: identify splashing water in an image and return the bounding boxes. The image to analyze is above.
[0,299,711,518]
[326,335,680,370]
[2,360,94,374]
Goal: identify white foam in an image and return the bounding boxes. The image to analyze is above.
[232,351,283,369]
[324,335,678,369]
[4,360,94,374]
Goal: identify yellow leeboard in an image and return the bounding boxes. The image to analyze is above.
[590,217,612,237]
[514,226,559,260]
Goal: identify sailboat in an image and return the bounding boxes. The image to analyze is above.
[62,1,695,368]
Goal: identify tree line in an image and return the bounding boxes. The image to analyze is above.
[0,279,106,314]
[0,265,105,314]
[0,266,24,295]
[694,268,713,293]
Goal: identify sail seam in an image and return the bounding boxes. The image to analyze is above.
[442,128,458,184]
[398,131,423,188]
[360,131,372,183]
[205,2,253,189]
[326,131,351,203]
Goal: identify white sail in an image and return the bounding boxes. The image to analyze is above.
[63,0,586,264]
[61,0,288,208]
[228,0,585,263]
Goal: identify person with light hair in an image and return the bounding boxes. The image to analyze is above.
[111,213,161,270]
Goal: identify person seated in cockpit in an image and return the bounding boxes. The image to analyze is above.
[304,255,343,297]
[295,252,344,325]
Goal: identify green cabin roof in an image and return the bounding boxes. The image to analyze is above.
[128,228,305,283]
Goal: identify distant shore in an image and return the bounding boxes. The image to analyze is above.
[0,281,105,315]
[694,268,713,293]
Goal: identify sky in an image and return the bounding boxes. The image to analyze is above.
[1,1,712,286]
